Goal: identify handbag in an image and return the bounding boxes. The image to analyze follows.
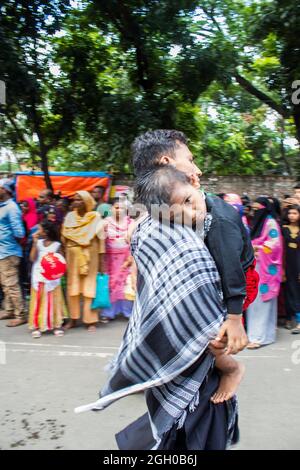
[91,273,111,309]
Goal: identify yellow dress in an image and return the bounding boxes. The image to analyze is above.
[61,191,106,323]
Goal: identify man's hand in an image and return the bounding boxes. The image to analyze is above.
[211,315,248,355]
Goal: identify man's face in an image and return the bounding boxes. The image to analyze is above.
[91,187,104,203]
[160,142,202,189]
[20,201,29,214]
[38,190,50,205]
[169,182,207,227]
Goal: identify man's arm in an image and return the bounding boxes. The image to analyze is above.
[8,203,25,240]
[206,217,250,354]
[207,217,248,314]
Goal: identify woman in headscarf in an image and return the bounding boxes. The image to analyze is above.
[62,191,105,332]
[246,197,283,349]
[99,198,135,323]
[21,198,39,233]
[223,193,250,233]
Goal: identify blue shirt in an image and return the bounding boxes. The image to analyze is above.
[0,199,25,260]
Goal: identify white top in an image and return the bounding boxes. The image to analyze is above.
[32,239,61,292]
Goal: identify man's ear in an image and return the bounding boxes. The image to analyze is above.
[159,155,173,165]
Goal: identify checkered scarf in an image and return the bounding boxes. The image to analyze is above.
[75,216,229,445]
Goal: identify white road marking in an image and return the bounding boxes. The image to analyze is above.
[6,347,114,358]
[239,355,280,358]
[4,341,119,350]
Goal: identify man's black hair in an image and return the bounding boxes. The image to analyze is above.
[131,129,188,176]
[294,182,300,190]
[134,165,189,213]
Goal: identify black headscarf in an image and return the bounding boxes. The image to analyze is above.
[269,197,281,221]
[251,196,277,240]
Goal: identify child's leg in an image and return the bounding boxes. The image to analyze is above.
[210,346,245,404]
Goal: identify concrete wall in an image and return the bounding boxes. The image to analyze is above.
[113,175,298,200]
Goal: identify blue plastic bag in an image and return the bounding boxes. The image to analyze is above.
[91,273,111,309]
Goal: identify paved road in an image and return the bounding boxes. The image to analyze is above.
[0,318,299,450]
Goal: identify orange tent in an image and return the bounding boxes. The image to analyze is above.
[15,171,111,202]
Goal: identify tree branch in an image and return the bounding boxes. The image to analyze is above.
[0,106,32,148]
[234,73,291,118]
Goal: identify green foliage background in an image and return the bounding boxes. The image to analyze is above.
[0,0,299,179]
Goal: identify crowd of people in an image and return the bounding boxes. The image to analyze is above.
[0,181,135,334]
[218,189,300,343]
[0,165,299,346]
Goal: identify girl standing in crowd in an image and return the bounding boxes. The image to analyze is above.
[247,197,283,349]
[62,191,104,333]
[100,198,135,322]
[282,206,300,334]
[29,220,67,338]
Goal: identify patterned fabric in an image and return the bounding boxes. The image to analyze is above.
[104,216,133,303]
[29,240,68,331]
[28,283,68,331]
[75,216,237,448]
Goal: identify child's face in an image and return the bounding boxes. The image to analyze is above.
[112,202,126,219]
[169,182,206,227]
[37,225,46,239]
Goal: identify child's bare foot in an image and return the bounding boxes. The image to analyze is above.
[211,362,245,404]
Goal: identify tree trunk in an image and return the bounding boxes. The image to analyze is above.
[292,106,300,147]
[279,119,292,176]
[39,144,53,191]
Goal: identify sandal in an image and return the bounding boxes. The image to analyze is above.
[64,320,77,330]
[284,321,293,330]
[54,329,64,337]
[247,342,261,349]
[32,330,42,339]
[291,326,300,335]
[87,324,97,333]
[99,316,110,324]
